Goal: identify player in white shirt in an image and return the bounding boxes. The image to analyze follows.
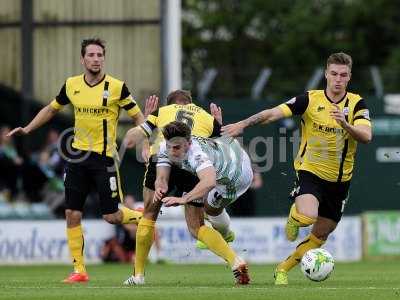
[154,121,253,248]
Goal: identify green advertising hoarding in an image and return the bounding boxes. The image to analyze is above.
[363,211,400,257]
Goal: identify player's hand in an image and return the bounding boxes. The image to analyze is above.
[161,196,187,207]
[221,121,245,137]
[210,103,222,125]
[6,127,29,137]
[330,104,347,128]
[154,184,168,202]
[144,95,159,118]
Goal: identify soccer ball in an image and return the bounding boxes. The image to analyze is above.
[300,248,334,282]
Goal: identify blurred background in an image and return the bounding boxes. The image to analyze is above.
[0,0,399,264]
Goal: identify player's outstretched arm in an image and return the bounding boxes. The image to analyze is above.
[162,166,216,207]
[154,166,171,202]
[7,104,58,137]
[221,106,285,137]
[131,110,145,127]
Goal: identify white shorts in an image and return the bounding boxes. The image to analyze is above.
[206,150,253,209]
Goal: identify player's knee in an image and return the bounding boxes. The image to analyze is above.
[296,206,318,219]
[65,209,82,227]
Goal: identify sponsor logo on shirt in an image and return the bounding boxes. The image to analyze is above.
[74,106,109,116]
[313,122,345,134]
[362,109,370,120]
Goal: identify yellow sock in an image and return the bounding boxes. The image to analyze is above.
[289,204,316,227]
[120,206,143,224]
[134,218,155,276]
[197,225,236,267]
[66,225,86,274]
[277,233,324,272]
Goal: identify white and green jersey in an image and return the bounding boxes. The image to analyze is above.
[157,136,253,207]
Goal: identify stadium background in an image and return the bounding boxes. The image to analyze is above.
[0,0,399,292]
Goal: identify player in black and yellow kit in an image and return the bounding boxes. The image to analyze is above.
[222,52,372,285]
[122,90,249,285]
[8,38,145,283]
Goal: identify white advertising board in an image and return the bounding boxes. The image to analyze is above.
[154,216,362,263]
[0,220,114,264]
[0,217,361,264]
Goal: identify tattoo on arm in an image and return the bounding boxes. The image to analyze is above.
[244,112,265,127]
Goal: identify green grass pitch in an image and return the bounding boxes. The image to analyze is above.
[0,261,399,300]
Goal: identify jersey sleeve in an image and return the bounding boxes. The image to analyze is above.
[352,99,371,126]
[50,83,70,110]
[156,142,172,168]
[189,147,213,173]
[278,93,310,117]
[209,118,222,137]
[119,83,141,117]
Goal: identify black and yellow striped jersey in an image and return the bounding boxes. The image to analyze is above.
[50,74,141,157]
[278,90,371,182]
[140,103,221,155]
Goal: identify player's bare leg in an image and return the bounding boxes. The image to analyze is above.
[311,216,337,241]
[184,203,205,237]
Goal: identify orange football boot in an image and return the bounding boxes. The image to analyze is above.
[62,272,89,283]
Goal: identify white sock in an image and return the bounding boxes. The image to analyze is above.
[207,209,231,238]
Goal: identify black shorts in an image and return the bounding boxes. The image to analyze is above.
[143,155,201,206]
[289,170,350,223]
[64,151,123,215]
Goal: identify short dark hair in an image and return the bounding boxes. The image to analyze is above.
[327,52,352,70]
[162,121,191,141]
[81,38,106,57]
[167,90,192,105]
